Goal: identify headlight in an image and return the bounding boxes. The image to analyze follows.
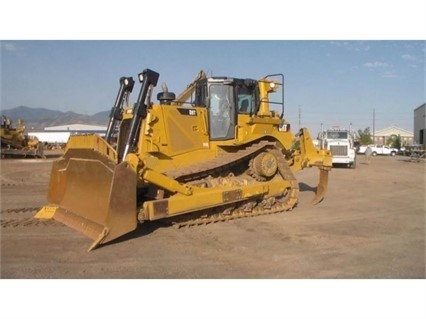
[138,73,144,83]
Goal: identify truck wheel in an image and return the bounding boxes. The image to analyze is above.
[372,152,377,156]
[391,151,396,156]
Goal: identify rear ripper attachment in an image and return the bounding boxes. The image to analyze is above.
[36,68,332,251]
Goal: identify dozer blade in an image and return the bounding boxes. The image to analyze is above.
[312,168,329,205]
[38,151,137,251]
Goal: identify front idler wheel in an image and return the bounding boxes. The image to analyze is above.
[250,151,278,181]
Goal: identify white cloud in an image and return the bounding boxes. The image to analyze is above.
[2,42,17,51]
[381,71,398,78]
[401,54,417,62]
[330,41,371,52]
[363,61,388,68]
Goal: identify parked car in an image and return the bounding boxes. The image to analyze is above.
[398,147,406,155]
[357,144,398,156]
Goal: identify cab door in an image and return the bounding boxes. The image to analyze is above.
[208,83,235,140]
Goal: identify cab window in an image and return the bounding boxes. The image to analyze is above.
[208,84,235,140]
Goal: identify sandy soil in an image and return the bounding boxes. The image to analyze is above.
[1,152,425,279]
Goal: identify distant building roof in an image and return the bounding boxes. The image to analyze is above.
[375,126,413,137]
[29,132,71,144]
[44,124,107,132]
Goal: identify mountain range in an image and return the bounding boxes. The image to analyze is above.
[1,106,109,131]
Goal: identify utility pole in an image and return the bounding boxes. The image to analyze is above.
[373,108,376,144]
[298,105,301,130]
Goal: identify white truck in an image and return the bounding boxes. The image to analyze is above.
[357,144,398,156]
[321,128,356,168]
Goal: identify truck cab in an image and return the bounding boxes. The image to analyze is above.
[320,128,356,168]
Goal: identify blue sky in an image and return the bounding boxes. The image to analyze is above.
[2,40,424,135]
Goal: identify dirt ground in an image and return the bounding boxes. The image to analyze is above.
[1,152,425,279]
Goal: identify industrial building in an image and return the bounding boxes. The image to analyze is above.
[29,124,107,145]
[373,126,413,146]
[413,103,425,149]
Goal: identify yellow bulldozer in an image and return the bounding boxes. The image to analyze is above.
[1,117,44,159]
[36,69,332,251]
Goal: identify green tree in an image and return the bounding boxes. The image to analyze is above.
[388,134,402,149]
[357,127,373,145]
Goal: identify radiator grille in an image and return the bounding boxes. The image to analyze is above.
[330,145,348,156]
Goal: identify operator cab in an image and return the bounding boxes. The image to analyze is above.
[194,77,259,140]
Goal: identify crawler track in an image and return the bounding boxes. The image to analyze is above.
[165,140,278,184]
[166,196,298,229]
[158,144,300,227]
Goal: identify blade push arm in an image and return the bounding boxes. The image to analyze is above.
[122,69,159,160]
[105,76,135,143]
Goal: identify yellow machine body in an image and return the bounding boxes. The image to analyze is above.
[36,69,332,251]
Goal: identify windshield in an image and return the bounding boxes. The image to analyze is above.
[237,86,256,113]
[326,131,348,139]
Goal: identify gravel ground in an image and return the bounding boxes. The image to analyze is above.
[1,152,425,318]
